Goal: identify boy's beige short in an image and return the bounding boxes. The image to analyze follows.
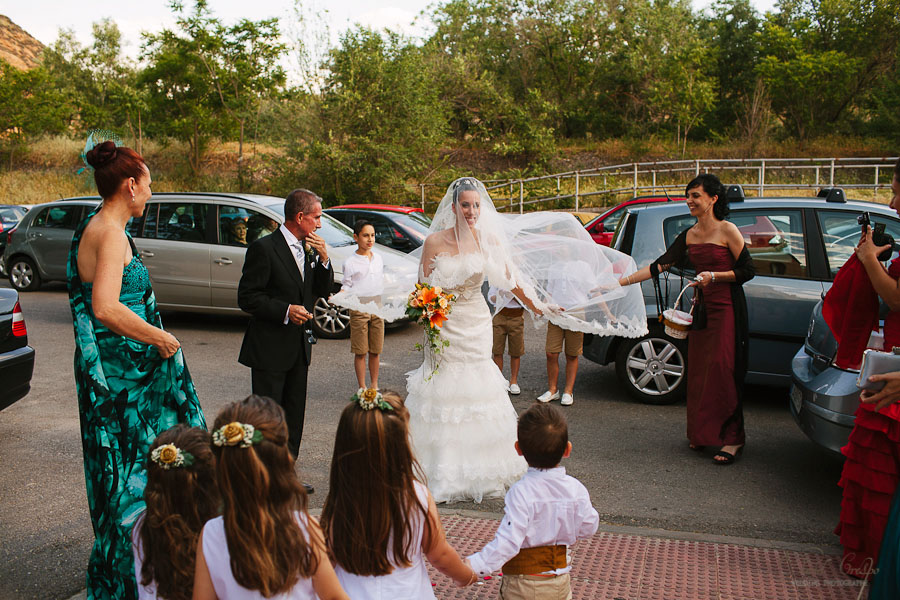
[545,323,583,356]
[492,307,525,357]
[350,310,384,355]
[499,573,572,600]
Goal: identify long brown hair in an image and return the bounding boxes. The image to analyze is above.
[139,425,220,600]
[321,391,433,575]
[212,395,317,596]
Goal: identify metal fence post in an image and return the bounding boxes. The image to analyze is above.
[830,159,835,186]
[759,160,766,196]
[815,166,820,188]
[652,170,657,194]
[420,184,425,211]
[695,160,700,175]
[519,181,524,215]
[875,166,880,199]
[575,172,580,211]
[633,163,638,196]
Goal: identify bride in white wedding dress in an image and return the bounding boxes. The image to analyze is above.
[332,177,648,503]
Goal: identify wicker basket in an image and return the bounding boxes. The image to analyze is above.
[660,286,694,340]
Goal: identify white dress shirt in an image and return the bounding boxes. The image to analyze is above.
[467,466,599,576]
[488,285,523,309]
[341,251,385,298]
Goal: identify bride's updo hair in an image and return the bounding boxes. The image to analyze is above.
[452,177,479,204]
[85,140,147,199]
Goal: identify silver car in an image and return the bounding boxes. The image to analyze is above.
[3,193,416,339]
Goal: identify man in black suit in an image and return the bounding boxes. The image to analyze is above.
[238,189,334,493]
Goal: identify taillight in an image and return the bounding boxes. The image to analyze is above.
[12,301,26,337]
[6,226,16,246]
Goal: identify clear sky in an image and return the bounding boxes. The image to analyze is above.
[5,0,779,60]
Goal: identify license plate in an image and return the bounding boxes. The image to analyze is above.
[790,386,803,414]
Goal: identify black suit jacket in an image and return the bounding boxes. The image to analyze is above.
[238,229,334,371]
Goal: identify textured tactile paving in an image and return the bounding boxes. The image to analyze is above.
[427,513,868,599]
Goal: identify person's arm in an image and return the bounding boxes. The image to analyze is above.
[860,371,900,411]
[308,519,350,600]
[89,230,180,358]
[237,240,292,323]
[694,225,754,288]
[466,487,530,577]
[857,226,900,310]
[191,530,218,600]
[618,229,689,287]
[340,258,358,293]
[576,492,600,539]
[419,235,439,281]
[311,246,335,300]
[422,493,477,586]
[510,285,543,316]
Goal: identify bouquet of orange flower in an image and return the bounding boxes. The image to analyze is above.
[406,283,456,377]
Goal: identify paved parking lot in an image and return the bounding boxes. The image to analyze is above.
[0,283,848,599]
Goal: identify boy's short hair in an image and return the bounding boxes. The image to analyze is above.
[517,403,568,469]
[354,220,374,236]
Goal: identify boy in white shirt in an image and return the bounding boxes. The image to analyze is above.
[342,221,385,389]
[467,403,599,600]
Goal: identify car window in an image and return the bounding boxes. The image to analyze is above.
[390,213,430,241]
[218,205,277,246]
[663,215,697,247]
[366,215,397,246]
[144,203,208,242]
[730,209,808,279]
[601,207,625,233]
[31,205,81,229]
[818,210,900,278]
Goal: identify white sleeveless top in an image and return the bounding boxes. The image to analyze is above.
[335,481,436,599]
[201,512,318,600]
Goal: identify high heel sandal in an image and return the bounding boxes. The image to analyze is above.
[712,446,743,465]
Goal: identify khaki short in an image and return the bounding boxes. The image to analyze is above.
[500,573,572,600]
[493,308,525,357]
[350,310,384,355]
[546,323,583,356]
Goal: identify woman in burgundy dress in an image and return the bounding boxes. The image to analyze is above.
[618,174,755,464]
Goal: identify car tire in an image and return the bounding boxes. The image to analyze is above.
[615,330,687,405]
[310,296,351,339]
[8,257,41,292]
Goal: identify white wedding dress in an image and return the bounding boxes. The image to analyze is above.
[406,252,527,503]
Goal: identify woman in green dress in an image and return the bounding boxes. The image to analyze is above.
[67,140,206,599]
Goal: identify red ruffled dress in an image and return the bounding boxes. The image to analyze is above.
[829,256,900,579]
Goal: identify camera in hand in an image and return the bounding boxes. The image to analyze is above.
[858,212,895,262]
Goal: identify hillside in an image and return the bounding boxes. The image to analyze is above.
[0,15,43,70]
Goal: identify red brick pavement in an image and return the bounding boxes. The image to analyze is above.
[429,513,870,600]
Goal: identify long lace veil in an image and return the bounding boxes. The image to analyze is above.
[332,177,648,338]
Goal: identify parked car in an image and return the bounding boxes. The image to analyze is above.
[325,204,431,253]
[3,198,100,291]
[585,196,685,246]
[1,193,416,339]
[0,288,35,410]
[0,204,28,273]
[583,187,891,408]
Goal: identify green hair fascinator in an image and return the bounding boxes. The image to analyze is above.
[77,129,123,175]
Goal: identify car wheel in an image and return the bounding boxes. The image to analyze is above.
[8,257,41,292]
[615,331,687,404]
[310,296,351,339]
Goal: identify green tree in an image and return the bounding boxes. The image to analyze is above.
[0,61,69,168]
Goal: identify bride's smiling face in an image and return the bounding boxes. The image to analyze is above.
[456,190,481,228]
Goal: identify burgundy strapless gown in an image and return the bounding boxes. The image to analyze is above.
[686,244,745,447]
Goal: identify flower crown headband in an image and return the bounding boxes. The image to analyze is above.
[212,421,264,448]
[151,444,195,470]
[352,388,394,412]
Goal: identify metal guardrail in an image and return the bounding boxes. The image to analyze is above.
[413,157,899,214]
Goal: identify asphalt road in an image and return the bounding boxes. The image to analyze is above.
[0,282,846,599]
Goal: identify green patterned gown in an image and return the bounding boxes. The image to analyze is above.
[67,212,206,600]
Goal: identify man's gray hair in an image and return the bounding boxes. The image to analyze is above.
[285,189,322,219]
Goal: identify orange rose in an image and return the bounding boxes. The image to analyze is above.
[223,422,245,445]
[158,444,178,465]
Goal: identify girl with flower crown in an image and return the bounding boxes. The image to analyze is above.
[193,395,348,600]
[131,425,219,600]
[321,389,477,598]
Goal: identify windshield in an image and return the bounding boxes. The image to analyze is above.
[0,206,26,223]
[263,202,355,247]
[389,212,431,242]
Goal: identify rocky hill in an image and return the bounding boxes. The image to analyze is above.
[0,15,43,70]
